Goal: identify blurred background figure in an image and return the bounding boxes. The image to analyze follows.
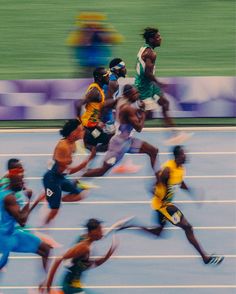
[67,11,124,77]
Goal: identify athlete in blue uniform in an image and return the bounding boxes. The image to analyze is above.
[82,84,159,177]
[0,173,51,272]
[107,58,127,99]
[42,119,95,225]
[100,58,127,136]
[0,158,31,194]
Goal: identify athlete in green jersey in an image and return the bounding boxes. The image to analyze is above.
[135,27,193,145]
[134,27,174,127]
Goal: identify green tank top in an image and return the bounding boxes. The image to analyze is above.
[135,44,156,86]
[64,235,90,285]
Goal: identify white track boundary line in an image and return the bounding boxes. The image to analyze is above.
[0,126,236,133]
[1,151,236,157]
[23,226,236,231]
[23,175,236,180]
[7,254,236,260]
[28,199,236,205]
[0,285,235,290]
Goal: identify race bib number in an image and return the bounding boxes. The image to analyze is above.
[46,188,53,197]
[171,211,181,224]
[91,128,101,138]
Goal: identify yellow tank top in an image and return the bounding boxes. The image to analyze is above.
[152,160,185,210]
[81,83,105,127]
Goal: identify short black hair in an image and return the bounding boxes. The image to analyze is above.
[173,145,183,158]
[7,158,20,170]
[86,218,102,232]
[143,27,159,42]
[59,119,81,138]
[109,58,123,69]
[123,84,134,97]
[93,67,106,80]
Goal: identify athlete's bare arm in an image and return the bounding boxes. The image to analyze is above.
[54,142,96,175]
[107,80,119,98]
[76,87,102,117]
[180,181,189,191]
[120,105,145,132]
[157,167,170,186]
[4,194,31,227]
[142,48,166,88]
[46,242,89,291]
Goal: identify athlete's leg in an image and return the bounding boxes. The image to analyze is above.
[82,161,112,177]
[29,192,46,213]
[60,177,87,202]
[36,242,52,271]
[166,205,223,264]
[177,215,215,264]
[62,192,87,202]
[83,134,127,177]
[118,211,166,237]
[44,208,59,225]
[0,233,17,269]
[0,251,10,270]
[138,141,159,171]
[157,94,175,128]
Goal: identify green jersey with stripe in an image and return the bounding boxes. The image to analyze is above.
[134,44,162,100]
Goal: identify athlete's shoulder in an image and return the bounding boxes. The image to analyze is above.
[144,47,156,58]
[0,189,15,204]
[109,73,118,82]
[162,160,175,169]
[56,139,68,149]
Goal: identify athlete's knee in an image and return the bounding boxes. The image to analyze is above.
[158,96,169,112]
[38,242,51,257]
[153,146,159,156]
[182,222,193,233]
[143,143,158,156]
[94,163,111,176]
[46,209,59,222]
[0,252,10,269]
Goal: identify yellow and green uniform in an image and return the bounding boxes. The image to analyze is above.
[62,235,90,294]
[81,83,105,128]
[151,159,185,225]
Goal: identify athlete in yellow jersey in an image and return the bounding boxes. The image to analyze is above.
[120,146,224,265]
[76,67,117,152]
[80,82,105,128]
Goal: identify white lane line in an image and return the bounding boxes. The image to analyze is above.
[29,200,236,205]
[23,226,236,231]
[0,126,236,133]
[8,254,236,260]
[24,175,236,180]
[1,151,236,157]
[1,285,236,290]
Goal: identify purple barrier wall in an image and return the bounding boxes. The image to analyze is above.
[0,76,235,120]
